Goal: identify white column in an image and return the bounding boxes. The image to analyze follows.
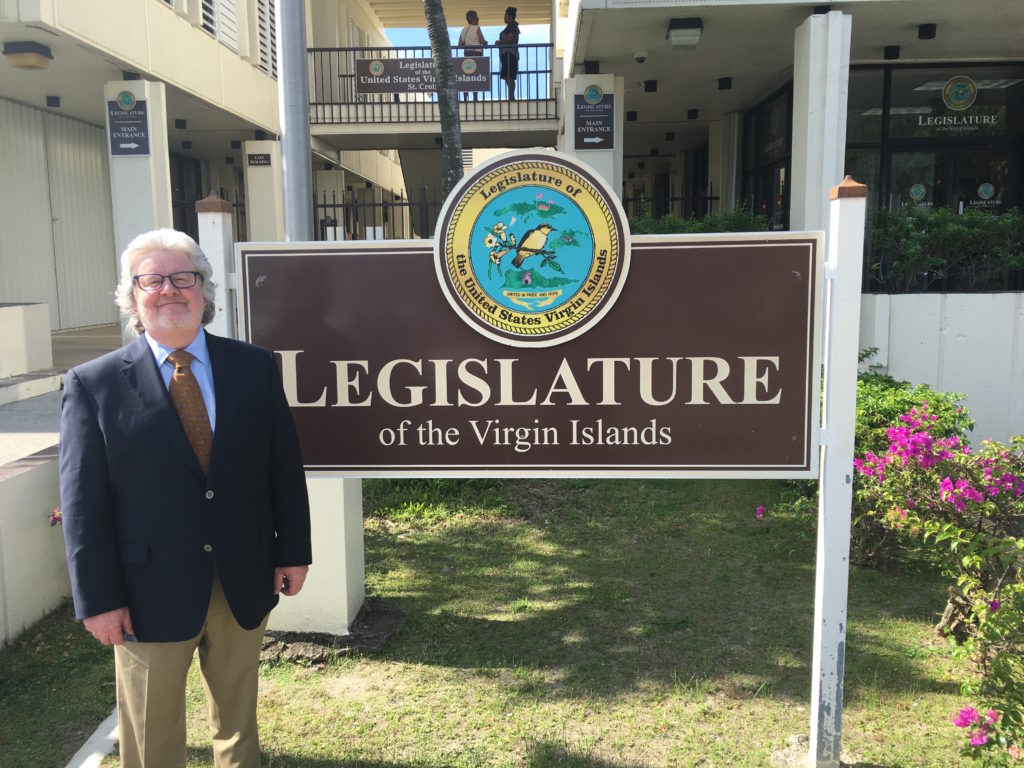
[242,140,285,241]
[810,177,867,768]
[196,192,236,339]
[559,74,624,194]
[790,11,851,233]
[720,112,741,210]
[267,475,365,635]
[707,120,723,213]
[103,80,173,260]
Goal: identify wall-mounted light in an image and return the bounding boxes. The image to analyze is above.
[718,77,732,91]
[365,181,373,189]
[46,96,60,108]
[666,18,702,49]
[225,156,234,164]
[626,111,638,121]
[884,45,900,60]
[122,70,140,81]
[665,131,675,141]
[650,148,659,156]
[254,130,267,140]
[687,108,699,120]
[175,118,187,130]
[2,41,53,70]
[182,141,192,150]
[583,60,600,74]
[644,80,657,93]
[230,140,241,149]
[918,23,936,40]
[638,162,645,170]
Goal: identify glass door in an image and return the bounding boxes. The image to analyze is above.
[953,146,1019,213]
[888,149,948,211]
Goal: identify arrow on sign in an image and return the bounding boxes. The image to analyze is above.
[583,137,604,144]
[119,142,140,149]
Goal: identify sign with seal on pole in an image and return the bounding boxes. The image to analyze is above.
[239,150,822,477]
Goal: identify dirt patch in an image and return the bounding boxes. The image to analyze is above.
[261,597,406,665]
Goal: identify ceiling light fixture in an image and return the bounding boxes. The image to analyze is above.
[718,77,732,91]
[918,23,936,40]
[667,18,703,49]
[2,41,53,70]
[884,45,900,60]
[687,108,699,120]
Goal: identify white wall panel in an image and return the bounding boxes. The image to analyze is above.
[43,113,118,329]
[0,99,59,329]
[860,293,1024,445]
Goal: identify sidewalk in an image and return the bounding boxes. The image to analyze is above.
[0,324,121,465]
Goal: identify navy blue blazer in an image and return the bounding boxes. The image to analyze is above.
[59,332,311,642]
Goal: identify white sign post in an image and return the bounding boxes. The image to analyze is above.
[810,176,868,767]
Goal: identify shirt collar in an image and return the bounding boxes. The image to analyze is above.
[144,329,210,370]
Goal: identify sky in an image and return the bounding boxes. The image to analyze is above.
[386,24,550,48]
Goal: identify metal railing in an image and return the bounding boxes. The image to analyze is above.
[309,43,557,124]
[314,187,445,241]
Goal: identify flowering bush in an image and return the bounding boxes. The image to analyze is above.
[855,403,1024,764]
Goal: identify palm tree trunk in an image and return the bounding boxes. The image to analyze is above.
[423,0,464,198]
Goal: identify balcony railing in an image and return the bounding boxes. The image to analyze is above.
[308,44,557,124]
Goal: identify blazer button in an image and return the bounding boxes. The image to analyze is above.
[203,544,213,552]
[205,490,215,500]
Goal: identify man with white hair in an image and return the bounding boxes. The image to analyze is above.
[59,228,311,767]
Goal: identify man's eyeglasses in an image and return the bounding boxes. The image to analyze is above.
[133,271,201,292]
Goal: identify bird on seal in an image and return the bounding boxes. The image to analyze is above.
[511,223,556,268]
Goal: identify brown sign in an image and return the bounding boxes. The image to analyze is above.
[238,236,821,478]
[355,57,491,94]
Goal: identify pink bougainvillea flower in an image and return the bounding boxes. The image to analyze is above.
[49,507,62,527]
[755,505,765,520]
[954,707,981,728]
[970,729,989,747]
[986,710,999,725]
[988,598,1001,612]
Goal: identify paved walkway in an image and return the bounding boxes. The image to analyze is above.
[0,324,122,464]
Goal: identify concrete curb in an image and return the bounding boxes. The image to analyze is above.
[65,709,117,768]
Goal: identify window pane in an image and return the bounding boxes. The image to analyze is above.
[847,69,884,143]
[955,146,1019,213]
[889,150,947,211]
[889,66,1024,139]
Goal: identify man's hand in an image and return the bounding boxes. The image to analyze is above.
[274,565,309,596]
[83,607,134,646]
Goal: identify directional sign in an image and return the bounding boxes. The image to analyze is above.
[574,90,614,151]
[107,93,150,157]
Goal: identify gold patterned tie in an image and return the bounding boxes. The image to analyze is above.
[167,350,213,474]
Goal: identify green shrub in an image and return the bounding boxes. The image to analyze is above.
[868,206,1024,293]
[629,205,769,235]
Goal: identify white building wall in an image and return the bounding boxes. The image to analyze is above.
[44,112,118,329]
[860,293,1024,445]
[0,99,60,329]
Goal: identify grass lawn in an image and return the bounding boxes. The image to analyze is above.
[3,479,970,767]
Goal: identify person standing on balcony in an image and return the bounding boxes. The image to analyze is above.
[59,228,312,768]
[459,10,486,56]
[498,6,520,101]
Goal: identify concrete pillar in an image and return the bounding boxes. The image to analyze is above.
[242,140,285,241]
[720,112,742,210]
[707,120,723,213]
[196,192,236,339]
[790,11,851,233]
[559,74,624,195]
[103,80,172,261]
[267,475,365,635]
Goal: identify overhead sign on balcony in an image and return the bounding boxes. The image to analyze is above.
[106,91,150,157]
[355,57,491,94]
[574,86,614,150]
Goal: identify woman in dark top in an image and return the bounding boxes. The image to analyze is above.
[498,6,520,101]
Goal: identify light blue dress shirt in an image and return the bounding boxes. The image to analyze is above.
[144,329,217,432]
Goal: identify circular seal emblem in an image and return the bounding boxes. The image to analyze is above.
[978,182,995,200]
[909,183,927,203]
[435,150,630,348]
[942,76,977,111]
[116,91,136,111]
[368,59,385,77]
[584,84,603,105]
[461,58,478,75]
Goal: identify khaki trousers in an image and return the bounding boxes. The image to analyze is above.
[113,575,269,768]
